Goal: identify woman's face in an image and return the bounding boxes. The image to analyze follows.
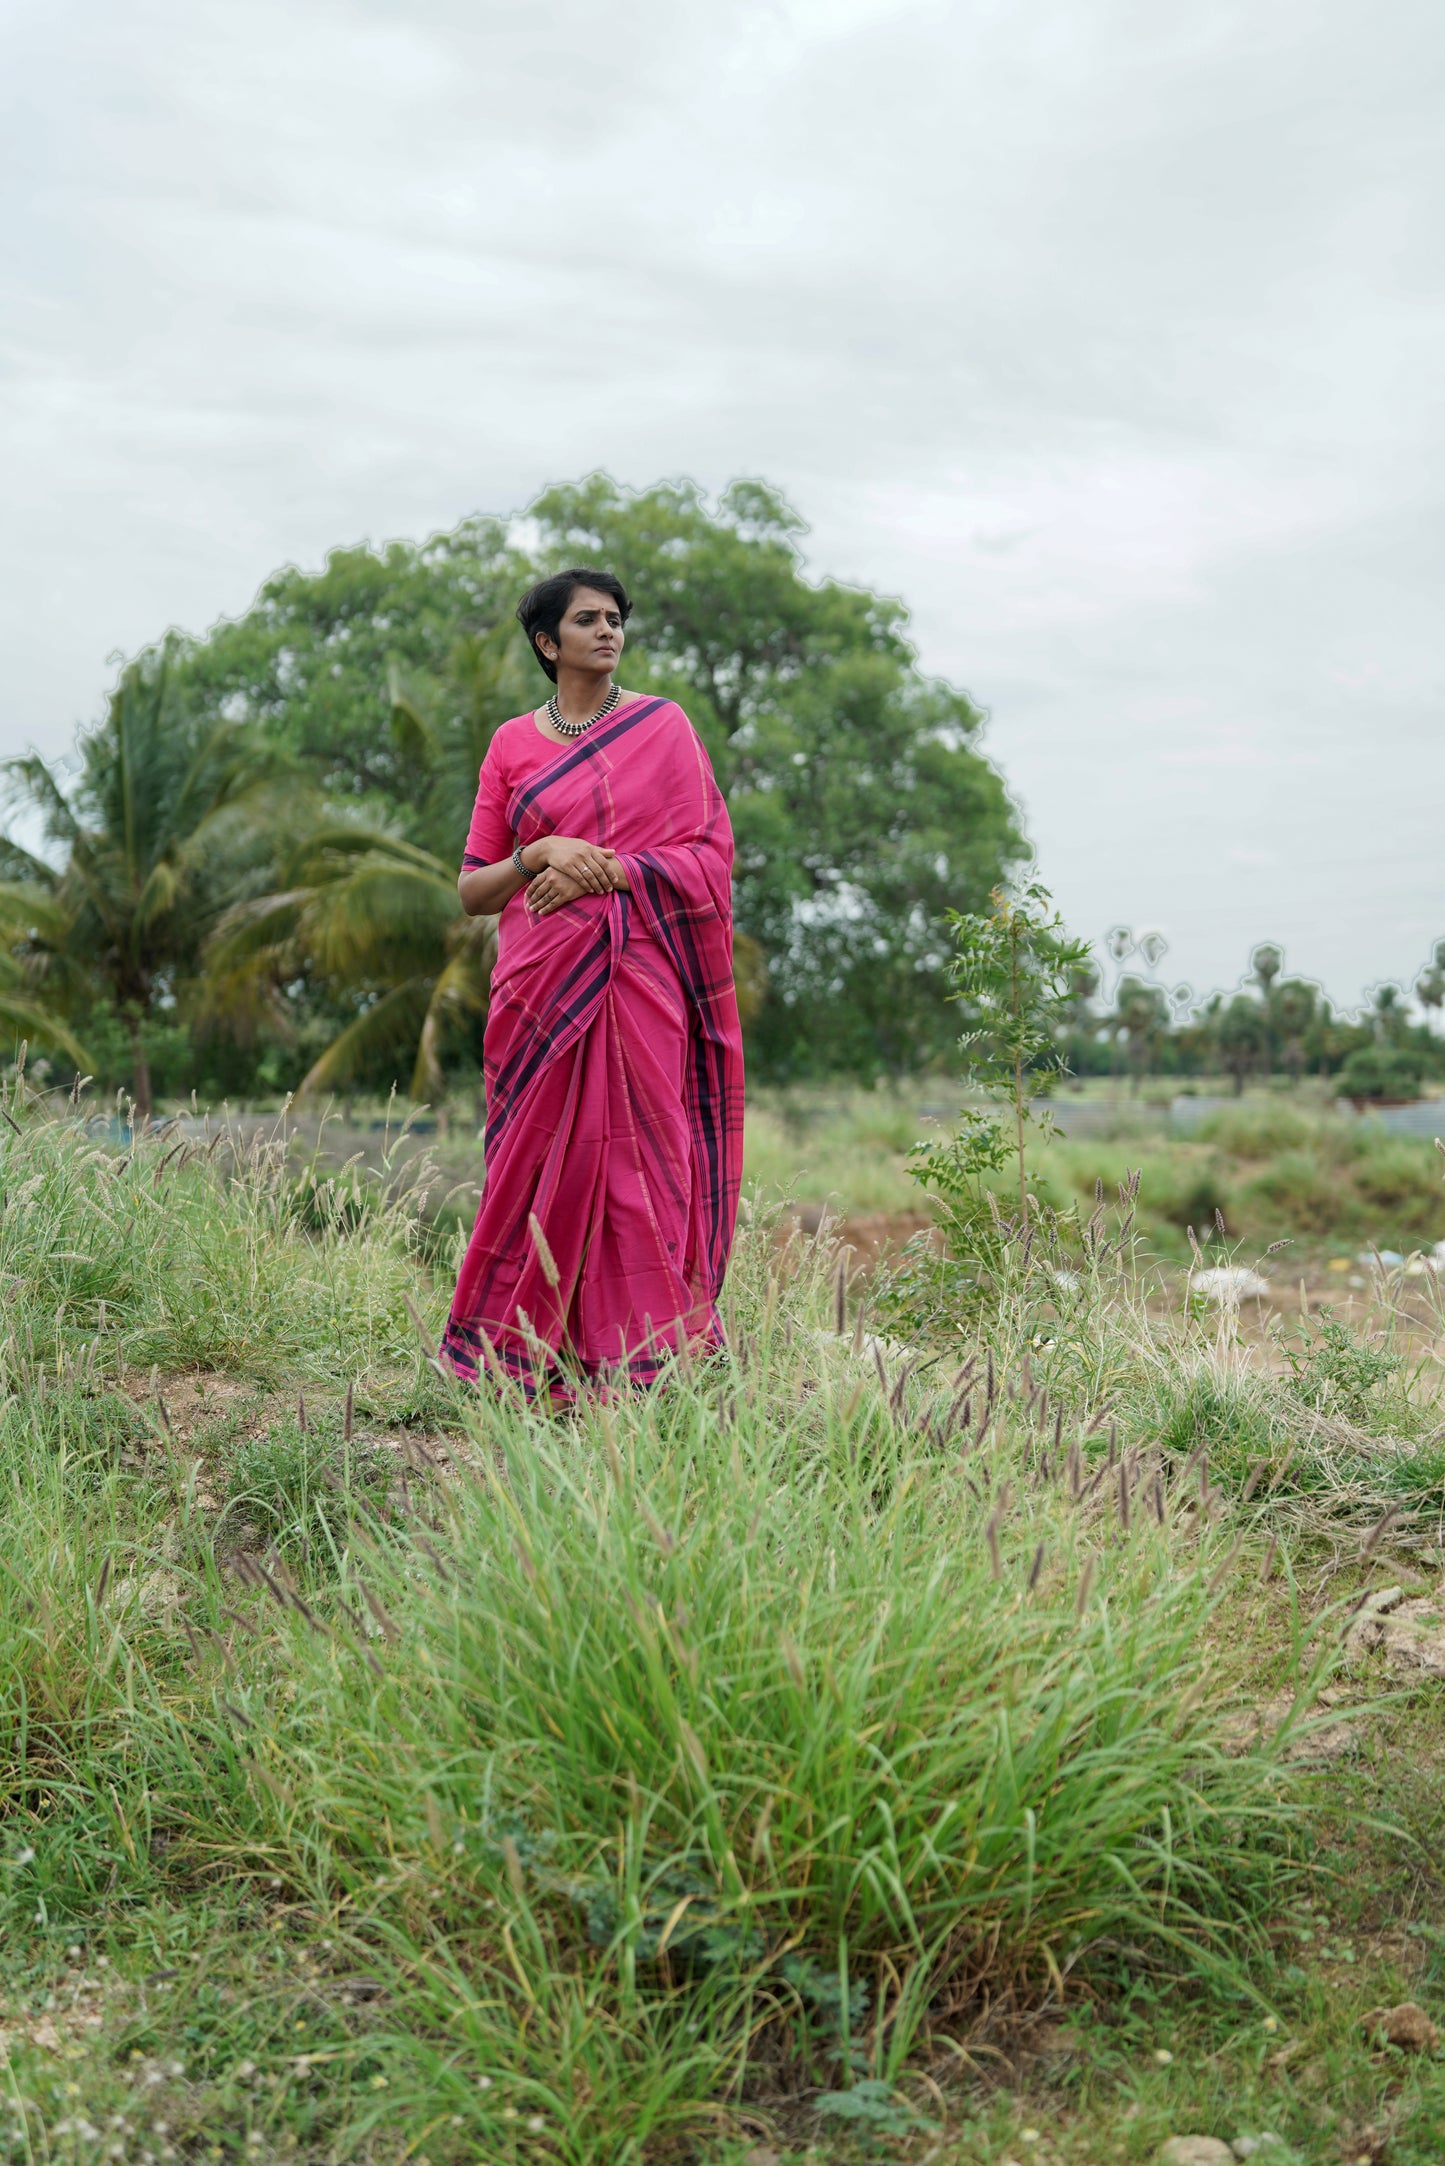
[539,587,626,676]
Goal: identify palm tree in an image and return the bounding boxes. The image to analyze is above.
[0,881,93,1071]
[0,844,90,1074]
[1250,943,1284,1075]
[1215,993,1266,1096]
[2,644,280,1116]
[1415,941,1445,1034]
[1112,976,1169,1092]
[1271,978,1317,1082]
[203,827,495,1103]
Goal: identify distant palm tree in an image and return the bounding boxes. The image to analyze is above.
[1214,993,1266,1096]
[2,644,281,1116]
[1270,977,1317,1082]
[203,827,495,1103]
[1250,943,1284,1074]
[1112,976,1169,1091]
[1415,941,1445,1034]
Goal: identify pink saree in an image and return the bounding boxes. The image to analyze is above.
[442,696,744,1397]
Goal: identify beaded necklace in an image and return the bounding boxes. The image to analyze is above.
[546,684,621,739]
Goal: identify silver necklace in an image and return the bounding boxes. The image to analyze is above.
[546,684,620,739]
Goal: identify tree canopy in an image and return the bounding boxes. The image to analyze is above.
[10,479,1445,1112]
[159,476,1025,1081]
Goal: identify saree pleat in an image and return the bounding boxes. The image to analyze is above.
[441,697,744,1397]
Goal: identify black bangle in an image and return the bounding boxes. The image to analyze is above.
[512,844,536,881]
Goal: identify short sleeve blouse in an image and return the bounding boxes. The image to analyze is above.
[460,714,557,868]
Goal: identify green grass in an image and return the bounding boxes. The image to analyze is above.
[159,1084,1445,1266]
[741,1092,929,1216]
[1032,1113,1445,1260]
[735,1086,1445,1267]
[4,1096,1445,2160]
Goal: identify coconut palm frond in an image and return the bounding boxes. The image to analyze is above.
[1,647,290,1114]
[297,982,435,1099]
[387,663,441,771]
[198,947,297,1048]
[207,888,311,957]
[1,754,82,851]
[411,921,496,1100]
[135,858,184,933]
[0,968,94,1069]
[0,881,71,945]
[297,861,458,982]
[210,812,490,1102]
[0,834,63,887]
[287,826,459,885]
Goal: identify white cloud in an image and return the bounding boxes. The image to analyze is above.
[2,0,1443,1005]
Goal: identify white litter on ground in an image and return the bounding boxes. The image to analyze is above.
[1188,1266,1270,1304]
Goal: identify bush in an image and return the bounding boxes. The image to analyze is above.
[1197,1103,1315,1158]
[1337,1045,1424,1099]
[1282,1314,1405,1429]
[1348,1134,1444,1228]
[1236,1151,1348,1239]
[1151,1370,1290,1489]
[221,1412,394,1571]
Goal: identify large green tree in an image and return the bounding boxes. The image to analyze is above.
[525,479,1024,1073]
[172,521,525,815]
[164,477,1024,1078]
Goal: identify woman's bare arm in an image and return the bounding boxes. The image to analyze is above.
[458,860,526,917]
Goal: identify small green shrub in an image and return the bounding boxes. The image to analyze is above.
[1152,1371,1290,1489]
[1198,1103,1315,1158]
[1349,1135,1443,1227]
[1337,1045,1424,1099]
[1375,1432,1445,1502]
[1237,1151,1347,1238]
[222,1413,393,1570]
[1282,1314,1404,1428]
[1133,1153,1233,1235]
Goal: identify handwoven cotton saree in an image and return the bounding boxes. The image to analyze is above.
[442,696,744,1397]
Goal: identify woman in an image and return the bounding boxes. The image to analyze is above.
[441,567,744,1398]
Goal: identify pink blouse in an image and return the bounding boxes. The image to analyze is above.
[461,713,561,869]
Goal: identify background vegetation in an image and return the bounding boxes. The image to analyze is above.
[4,473,1442,1119]
[1,478,1030,1106]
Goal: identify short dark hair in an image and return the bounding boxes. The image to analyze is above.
[516,567,632,683]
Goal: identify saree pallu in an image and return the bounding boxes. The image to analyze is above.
[441,697,744,1397]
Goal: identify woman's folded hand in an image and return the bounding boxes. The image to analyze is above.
[534,835,618,892]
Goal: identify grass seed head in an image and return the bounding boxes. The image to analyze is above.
[526,1221,558,1282]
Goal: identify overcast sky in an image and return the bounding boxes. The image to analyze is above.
[3,0,1443,1012]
